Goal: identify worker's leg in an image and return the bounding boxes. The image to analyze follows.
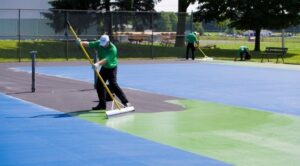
[245,51,251,60]
[191,44,195,60]
[93,67,108,110]
[240,52,243,61]
[107,67,129,106]
[186,45,190,60]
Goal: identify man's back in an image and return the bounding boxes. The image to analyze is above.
[186,33,197,43]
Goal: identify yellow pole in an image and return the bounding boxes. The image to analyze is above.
[67,21,121,110]
[197,46,208,58]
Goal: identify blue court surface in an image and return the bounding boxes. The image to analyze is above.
[15,62,300,116]
[0,93,227,166]
[3,61,300,165]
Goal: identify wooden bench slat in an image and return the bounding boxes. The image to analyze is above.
[261,47,288,63]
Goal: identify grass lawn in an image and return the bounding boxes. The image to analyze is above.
[199,37,300,64]
[0,37,299,64]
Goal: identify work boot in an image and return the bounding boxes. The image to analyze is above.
[123,102,132,108]
[92,104,106,110]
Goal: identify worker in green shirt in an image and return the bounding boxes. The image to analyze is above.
[79,35,131,110]
[186,32,199,60]
[238,45,251,61]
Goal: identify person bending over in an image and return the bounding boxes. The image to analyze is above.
[79,35,131,110]
[238,46,251,61]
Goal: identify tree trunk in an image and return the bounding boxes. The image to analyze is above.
[254,28,261,52]
[105,0,113,38]
[175,0,188,47]
[175,12,186,47]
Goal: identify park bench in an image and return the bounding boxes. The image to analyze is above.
[160,34,176,47]
[128,35,145,44]
[127,33,149,44]
[201,44,216,49]
[261,47,288,63]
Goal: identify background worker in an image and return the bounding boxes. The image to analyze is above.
[79,35,131,110]
[238,45,251,61]
[185,32,199,60]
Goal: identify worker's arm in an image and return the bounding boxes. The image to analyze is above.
[76,38,89,47]
[92,59,106,70]
[95,59,107,66]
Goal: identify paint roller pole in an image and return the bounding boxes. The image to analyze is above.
[93,50,98,89]
[30,51,37,93]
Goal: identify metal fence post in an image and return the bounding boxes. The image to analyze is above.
[281,29,285,48]
[191,11,193,32]
[30,51,37,93]
[18,9,21,62]
[151,11,154,59]
[64,11,69,61]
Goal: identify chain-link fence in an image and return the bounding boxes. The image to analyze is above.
[0,9,299,61]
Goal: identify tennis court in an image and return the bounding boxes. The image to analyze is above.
[1,60,300,165]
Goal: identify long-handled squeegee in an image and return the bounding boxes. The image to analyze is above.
[67,21,134,118]
[197,46,213,61]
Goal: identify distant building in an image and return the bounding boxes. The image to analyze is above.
[1,0,50,10]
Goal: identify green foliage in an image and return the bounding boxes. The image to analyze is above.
[169,13,178,31]
[194,0,300,51]
[224,27,236,34]
[195,0,300,30]
[45,0,161,35]
[193,22,204,34]
[161,13,172,31]
[117,0,161,11]
[154,12,178,32]
[216,19,230,29]
[45,0,105,34]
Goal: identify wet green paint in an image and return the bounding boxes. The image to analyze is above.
[71,100,300,166]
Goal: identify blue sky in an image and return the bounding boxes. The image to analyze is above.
[156,0,198,12]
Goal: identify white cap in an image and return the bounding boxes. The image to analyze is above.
[99,35,110,46]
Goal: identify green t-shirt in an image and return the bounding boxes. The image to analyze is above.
[238,46,248,53]
[186,33,198,43]
[89,41,118,69]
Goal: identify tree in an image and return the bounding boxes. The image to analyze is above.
[193,22,204,35]
[115,0,161,32]
[44,0,115,35]
[45,0,160,35]
[169,13,178,31]
[117,0,160,11]
[153,12,173,32]
[175,0,197,47]
[194,0,300,51]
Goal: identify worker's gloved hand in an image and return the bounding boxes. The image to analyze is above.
[92,63,100,70]
[76,38,81,45]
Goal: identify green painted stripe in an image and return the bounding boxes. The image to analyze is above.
[71,100,300,166]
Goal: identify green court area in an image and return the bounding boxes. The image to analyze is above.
[70,99,300,166]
